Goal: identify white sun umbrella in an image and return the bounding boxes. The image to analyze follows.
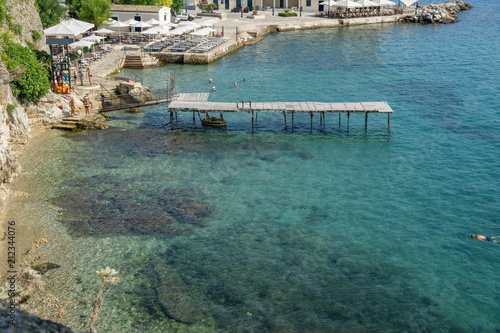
[145,18,161,26]
[69,40,94,49]
[122,18,140,26]
[372,0,396,6]
[355,0,379,7]
[62,18,95,31]
[319,0,338,5]
[400,0,417,6]
[93,28,114,34]
[82,35,106,55]
[178,21,202,29]
[167,26,191,35]
[44,22,86,37]
[334,0,363,8]
[132,21,152,32]
[110,21,131,43]
[190,27,216,36]
[320,0,338,16]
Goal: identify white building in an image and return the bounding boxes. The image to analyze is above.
[110,4,172,31]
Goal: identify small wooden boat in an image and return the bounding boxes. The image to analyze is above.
[201,113,227,128]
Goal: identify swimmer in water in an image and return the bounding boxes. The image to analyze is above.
[209,79,213,83]
[234,82,238,87]
[212,86,216,91]
[470,234,499,243]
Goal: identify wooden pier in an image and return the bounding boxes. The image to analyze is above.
[167,94,394,131]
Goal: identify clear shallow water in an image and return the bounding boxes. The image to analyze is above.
[13,1,500,331]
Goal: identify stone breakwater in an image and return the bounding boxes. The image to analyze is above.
[401,1,472,24]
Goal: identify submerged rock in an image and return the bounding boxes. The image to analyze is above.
[76,114,109,130]
[33,262,61,274]
[401,1,472,24]
[52,175,212,237]
[0,307,74,332]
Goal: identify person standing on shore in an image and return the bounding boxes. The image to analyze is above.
[83,94,93,116]
[69,96,78,117]
[86,66,93,86]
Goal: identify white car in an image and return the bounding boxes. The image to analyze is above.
[174,12,195,23]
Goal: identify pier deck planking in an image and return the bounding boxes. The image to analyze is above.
[168,100,394,114]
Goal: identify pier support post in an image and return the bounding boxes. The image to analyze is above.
[365,112,368,130]
[193,111,195,129]
[283,111,287,130]
[170,111,173,130]
[292,112,295,130]
[339,113,341,127]
[322,112,326,131]
[387,113,391,133]
[251,111,254,131]
[347,112,350,132]
[310,112,313,132]
[255,111,258,124]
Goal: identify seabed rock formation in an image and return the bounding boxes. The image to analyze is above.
[0,307,74,333]
[401,1,472,24]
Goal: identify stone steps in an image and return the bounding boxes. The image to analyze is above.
[123,54,159,68]
[52,117,81,131]
[52,124,77,131]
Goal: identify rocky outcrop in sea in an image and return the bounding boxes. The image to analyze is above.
[401,1,472,24]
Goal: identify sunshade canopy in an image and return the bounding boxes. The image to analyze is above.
[333,0,364,8]
[69,40,94,49]
[355,0,380,6]
[81,35,106,42]
[400,0,418,5]
[145,18,161,25]
[93,28,114,34]
[371,0,396,6]
[44,22,85,37]
[62,18,95,31]
[319,0,338,6]
[133,21,153,28]
[190,27,216,36]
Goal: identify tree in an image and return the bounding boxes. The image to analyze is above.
[36,0,66,28]
[78,0,111,28]
[155,0,173,7]
[170,0,184,14]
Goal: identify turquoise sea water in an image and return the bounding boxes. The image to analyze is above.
[14,1,499,331]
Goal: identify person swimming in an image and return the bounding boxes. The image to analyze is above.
[234,82,238,87]
[470,234,499,243]
[209,79,213,83]
[212,86,216,91]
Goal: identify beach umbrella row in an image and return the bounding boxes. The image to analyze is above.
[319,0,396,8]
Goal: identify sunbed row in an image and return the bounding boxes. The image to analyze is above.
[190,38,227,53]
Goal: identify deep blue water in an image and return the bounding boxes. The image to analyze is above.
[17,1,500,331]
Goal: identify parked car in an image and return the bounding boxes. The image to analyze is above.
[174,12,195,22]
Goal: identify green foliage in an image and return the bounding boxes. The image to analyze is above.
[155,0,173,6]
[114,0,157,4]
[0,40,50,101]
[278,11,297,17]
[7,104,16,115]
[36,0,66,28]
[11,23,22,35]
[77,0,111,27]
[0,0,7,24]
[198,0,217,13]
[170,0,184,14]
[31,30,42,42]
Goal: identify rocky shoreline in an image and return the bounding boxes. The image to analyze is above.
[401,0,472,23]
